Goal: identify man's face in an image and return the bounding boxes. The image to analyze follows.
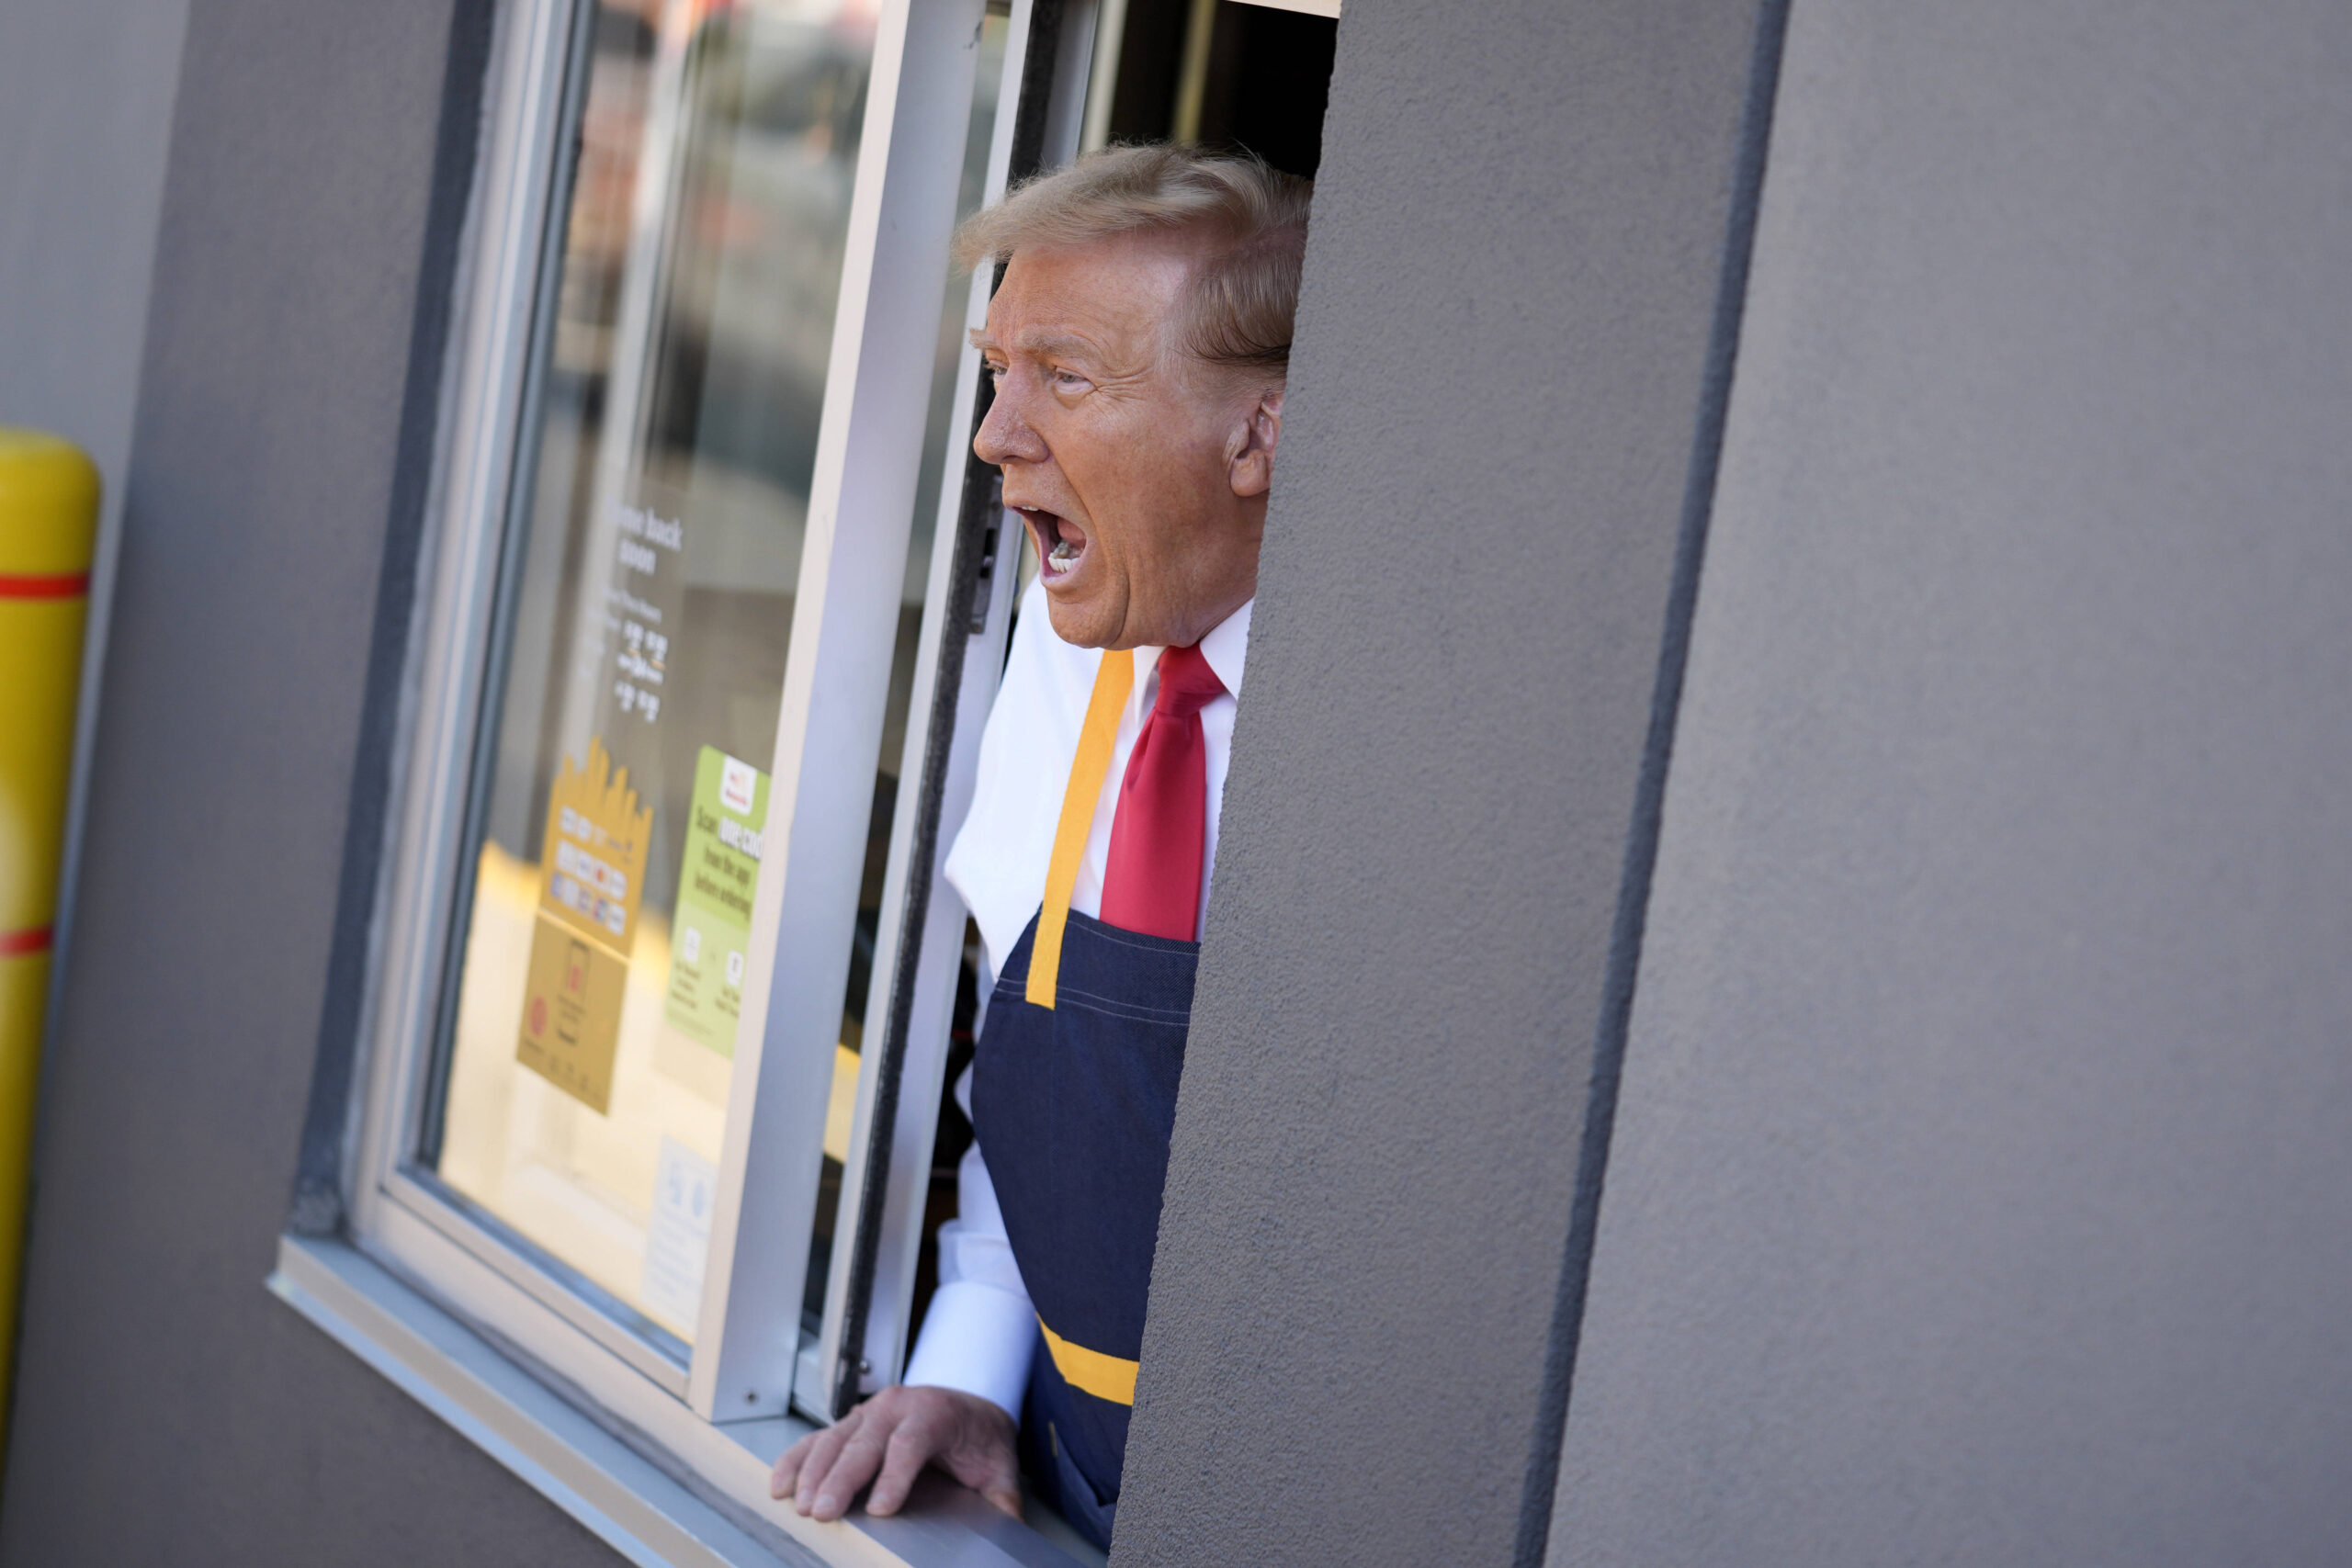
[971,232,1280,649]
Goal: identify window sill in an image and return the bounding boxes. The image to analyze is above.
[268,1234,1102,1568]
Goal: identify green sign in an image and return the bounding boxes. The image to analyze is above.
[664,746,767,1056]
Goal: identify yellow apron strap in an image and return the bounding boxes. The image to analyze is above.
[1038,1314,1140,1406]
[1026,648,1133,1010]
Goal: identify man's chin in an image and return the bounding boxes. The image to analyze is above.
[1041,588,1123,650]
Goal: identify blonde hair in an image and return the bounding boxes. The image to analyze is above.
[953,143,1313,380]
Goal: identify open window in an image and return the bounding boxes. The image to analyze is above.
[286,0,1336,1560]
[836,0,1337,1429]
[1085,0,1335,176]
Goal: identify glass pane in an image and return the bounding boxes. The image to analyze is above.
[424,0,891,1349]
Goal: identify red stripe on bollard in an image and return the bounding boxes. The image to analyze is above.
[0,929,53,959]
[0,573,89,600]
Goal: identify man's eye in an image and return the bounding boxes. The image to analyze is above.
[1052,369,1090,391]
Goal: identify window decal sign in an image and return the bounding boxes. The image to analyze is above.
[663,746,767,1057]
[515,737,651,1113]
[641,1135,716,1334]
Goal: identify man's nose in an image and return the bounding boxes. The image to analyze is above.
[974,381,1044,467]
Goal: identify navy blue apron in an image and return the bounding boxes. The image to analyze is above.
[970,905,1198,1551]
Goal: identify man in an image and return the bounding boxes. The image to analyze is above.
[772,143,1309,1550]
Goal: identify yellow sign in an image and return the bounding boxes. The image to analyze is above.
[516,737,650,1114]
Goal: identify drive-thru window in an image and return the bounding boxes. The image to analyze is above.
[287,0,1334,1559]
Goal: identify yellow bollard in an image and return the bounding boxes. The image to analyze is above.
[0,431,97,1430]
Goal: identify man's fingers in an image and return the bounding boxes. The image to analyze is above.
[791,1410,860,1514]
[784,1388,1016,1524]
[770,1432,814,1500]
[808,1410,895,1520]
[864,1416,944,1517]
[771,1419,837,1495]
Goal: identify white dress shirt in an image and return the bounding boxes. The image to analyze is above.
[902,576,1250,1418]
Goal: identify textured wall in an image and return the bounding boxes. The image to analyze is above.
[0,0,617,1561]
[1553,1,2352,1563]
[1114,0,1779,1562]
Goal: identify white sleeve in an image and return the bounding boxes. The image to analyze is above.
[901,1066,1035,1421]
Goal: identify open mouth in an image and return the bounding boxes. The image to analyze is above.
[1016,506,1088,582]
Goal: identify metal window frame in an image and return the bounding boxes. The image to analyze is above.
[349,0,1031,1454]
[804,0,1098,1423]
[683,0,1001,1425]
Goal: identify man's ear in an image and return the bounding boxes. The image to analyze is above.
[1228,384,1285,499]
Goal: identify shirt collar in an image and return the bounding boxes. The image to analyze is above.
[1198,597,1251,698]
[1129,597,1252,712]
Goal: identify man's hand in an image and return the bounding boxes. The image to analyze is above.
[770,1384,1021,1523]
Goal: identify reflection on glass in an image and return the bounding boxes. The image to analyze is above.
[424,0,1000,1352]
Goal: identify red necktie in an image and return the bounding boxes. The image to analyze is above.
[1099,643,1225,941]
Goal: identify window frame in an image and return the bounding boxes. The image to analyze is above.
[334,0,1098,1553]
[804,0,1098,1424]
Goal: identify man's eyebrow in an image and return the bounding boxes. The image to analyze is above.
[1016,330,1101,361]
[967,325,1105,362]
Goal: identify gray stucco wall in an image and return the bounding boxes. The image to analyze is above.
[0,0,616,1560]
[1552,1,2352,1563]
[1116,1,1781,1562]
